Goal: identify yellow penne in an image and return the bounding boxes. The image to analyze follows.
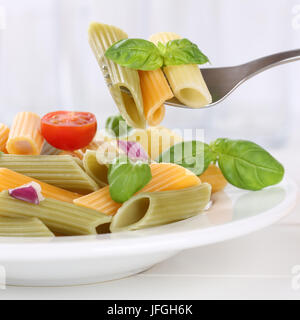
[149,32,212,108]
[0,168,79,203]
[99,126,182,161]
[74,163,201,215]
[88,22,146,128]
[6,112,44,155]
[138,69,173,126]
[146,126,183,160]
[0,123,10,152]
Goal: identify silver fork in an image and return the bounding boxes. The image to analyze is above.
[166,49,300,109]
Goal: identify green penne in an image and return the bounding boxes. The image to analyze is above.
[110,183,212,232]
[0,191,111,236]
[41,141,61,155]
[83,150,108,187]
[0,217,54,237]
[88,22,146,129]
[0,154,99,194]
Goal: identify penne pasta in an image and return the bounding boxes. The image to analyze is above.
[110,183,211,232]
[0,217,54,237]
[74,163,201,216]
[199,164,228,193]
[83,150,108,187]
[138,69,173,126]
[0,123,10,152]
[0,154,99,194]
[99,126,182,161]
[149,32,212,108]
[88,22,146,129]
[0,168,79,203]
[147,126,183,160]
[0,191,111,236]
[6,112,44,155]
[41,141,61,155]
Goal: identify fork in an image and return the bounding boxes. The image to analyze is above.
[165,49,300,109]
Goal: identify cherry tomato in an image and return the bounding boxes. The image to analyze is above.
[41,111,97,151]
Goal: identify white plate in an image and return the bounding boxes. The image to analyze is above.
[0,177,297,286]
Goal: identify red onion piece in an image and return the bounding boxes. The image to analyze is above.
[117,140,149,161]
[9,182,44,205]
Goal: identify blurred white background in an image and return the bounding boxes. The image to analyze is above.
[0,0,299,147]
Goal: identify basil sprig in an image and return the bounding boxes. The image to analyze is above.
[211,139,284,191]
[157,138,284,191]
[105,114,133,138]
[108,156,152,203]
[105,38,209,71]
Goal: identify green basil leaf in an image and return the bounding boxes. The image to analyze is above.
[105,39,163,71]
[157,41,166,56]
[108,156,152,203]
[157,141,216,176]
[163,38,209,66]
[105,114,133,138]
[211,138,285,191]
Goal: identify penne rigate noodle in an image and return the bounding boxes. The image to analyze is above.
[0,154,99,194]
[0,168,79,203]
[0,191,111,236]
[0,124,10,152]
[199,164,228,193]
[6,112,44,155]
[59,149,85,160]
[110,183,211,232]
[83,150,108,187]
[0,217,54,237]
[138,69,173,126]
[146,126,182,160]
[74,163,201,215]
[41,141,61,155]
[88,22,146,129]
[149,32,212,108]
[99,126,182,161]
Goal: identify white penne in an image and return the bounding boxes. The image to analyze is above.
[88,22,146,129]
[83,150,108,187]
[149,32,212,108]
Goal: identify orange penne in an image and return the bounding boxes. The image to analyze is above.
[0,124,10,152]
[6,112,44,155]
[138,69,173,126]
[74,163,201,215]
[199,164,228,193]
[0,168,79,203]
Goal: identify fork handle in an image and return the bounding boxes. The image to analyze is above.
[242,49,300,78]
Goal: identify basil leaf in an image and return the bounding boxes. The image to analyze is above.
[108,156,152,203]
[105,39,163,71]
[105,114,133,138]
[157,141,216,176]
[157,41,166,56]
[163,39,209,66]
[211,138,285,191]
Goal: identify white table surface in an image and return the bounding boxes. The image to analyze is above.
[0,140,299,300]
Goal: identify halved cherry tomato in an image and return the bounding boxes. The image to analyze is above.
[41,111,97,151]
